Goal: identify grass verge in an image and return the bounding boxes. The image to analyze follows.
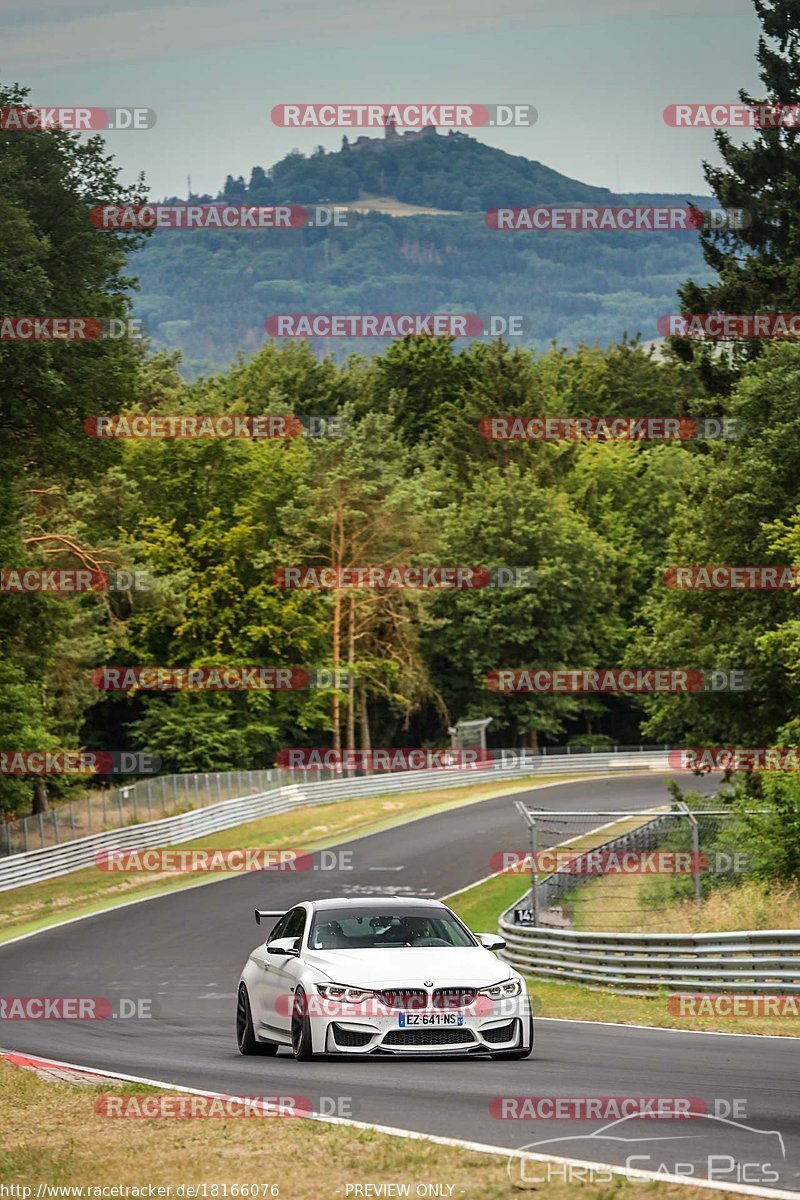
[0,773,595,944]
[0,1057,740,1200]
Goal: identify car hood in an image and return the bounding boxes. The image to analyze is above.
[301,946,513,987]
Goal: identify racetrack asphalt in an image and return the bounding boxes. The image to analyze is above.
[1,771,798,1194]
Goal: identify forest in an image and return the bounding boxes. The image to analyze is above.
[3,0,800,842]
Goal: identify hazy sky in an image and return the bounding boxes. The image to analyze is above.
[4,0,761,198]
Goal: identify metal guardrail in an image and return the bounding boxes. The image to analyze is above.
[497,920,800,994]
[498,815,800,995]
[0,749,671,891]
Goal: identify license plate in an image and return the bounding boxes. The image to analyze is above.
[398,1012,464,1027]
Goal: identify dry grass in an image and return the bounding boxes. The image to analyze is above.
[340,194,461,217]
[0,1059,735,1200]
[571,870,800,934]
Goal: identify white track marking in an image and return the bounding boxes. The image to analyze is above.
[2,1050,797,1200]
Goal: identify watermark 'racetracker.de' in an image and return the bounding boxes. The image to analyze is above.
[661,314,800,338]
[671,747,800,771]
[1,568,149,593]
[0,751,159,775]
[664,565,800,589]
[1,317,144,340]
[487,668,750,693]
[84,414,344,439]
[488,206,748,232]
[91,666,350,691]
[664,102,800,127]
[271,103,536,128]
[274,566,535,589]
[1,106,156,131]
[266,314,526,338]
[90,205,345,230]
[481,416,735,441]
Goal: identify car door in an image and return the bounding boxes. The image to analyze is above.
[260,906,308,1037]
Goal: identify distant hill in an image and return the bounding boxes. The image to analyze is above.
[132,130,715,377]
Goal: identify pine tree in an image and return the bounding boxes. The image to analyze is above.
[671,0,800,391]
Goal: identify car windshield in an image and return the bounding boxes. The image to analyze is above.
[309,906,476,950]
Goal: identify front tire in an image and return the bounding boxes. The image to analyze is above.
[237,984,279,1056]
[490,1015,534,1060]
[291,986,314,1061]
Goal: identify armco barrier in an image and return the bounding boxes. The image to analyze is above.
[497,920,800,994]
[498,815,800,995]
[0,750,670,891]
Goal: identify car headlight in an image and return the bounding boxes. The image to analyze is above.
[316,984,376,1003]
[478,979,522,999]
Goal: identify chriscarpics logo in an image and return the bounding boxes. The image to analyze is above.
[508,1111,786,1188]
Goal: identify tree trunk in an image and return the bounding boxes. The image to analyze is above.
[32,778,49,814]
[332,590,341,753]
[346,593,356,772]
[359,681,371,754]
[528,728,539,754]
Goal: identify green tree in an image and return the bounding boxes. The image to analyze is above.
[427,463,622,749]
[0,82,147,814]
[278,407,437,753]
[631,343,800,745]
[671,0,800,389]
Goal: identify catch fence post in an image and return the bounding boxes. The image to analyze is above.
[530,813,539,928]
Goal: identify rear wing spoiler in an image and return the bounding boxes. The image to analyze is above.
[254,908,285,927]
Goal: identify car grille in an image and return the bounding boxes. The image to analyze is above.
[377,988,428,1011]
[382,1028,475,1047]
[483,1020,518,1044]
[433,987,476,1009]
[331,1024,372,1048]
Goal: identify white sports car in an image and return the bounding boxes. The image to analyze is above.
[236,896,533,1060]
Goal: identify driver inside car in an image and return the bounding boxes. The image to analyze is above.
[407,918,438,944]
[394,917,438,946]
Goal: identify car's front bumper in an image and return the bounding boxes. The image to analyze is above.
[314,998,532,1055]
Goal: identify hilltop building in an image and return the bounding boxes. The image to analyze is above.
[350,117,451,152]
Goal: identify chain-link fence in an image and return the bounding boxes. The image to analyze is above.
[0,769,289,856]
[509,802,753,933]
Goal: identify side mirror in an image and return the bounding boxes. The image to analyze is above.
[267,936,300,957]
[479,933,507,951]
